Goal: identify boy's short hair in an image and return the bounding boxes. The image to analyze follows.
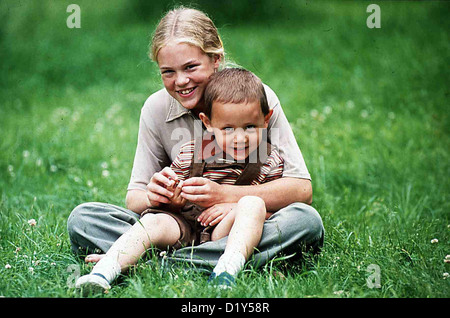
[204,68,269,118]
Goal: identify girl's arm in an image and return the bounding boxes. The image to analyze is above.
[181,174,312,213]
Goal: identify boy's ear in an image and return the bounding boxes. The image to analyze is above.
[199,112,213,132]
[264,109,273,127]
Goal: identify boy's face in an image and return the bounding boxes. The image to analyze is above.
[200,100,272,161]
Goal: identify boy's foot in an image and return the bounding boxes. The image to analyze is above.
[85,254,105,263]
[208,271,235,289]
[75,273,111,296]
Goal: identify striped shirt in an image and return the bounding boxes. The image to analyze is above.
[170,139,284,185]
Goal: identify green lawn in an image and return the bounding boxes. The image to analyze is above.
[0,0,448,298]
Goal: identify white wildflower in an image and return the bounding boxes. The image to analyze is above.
[5,264,11,269]
[323,105,332,115]
[346,100,355,109]
[87,180,94,187]
[94,121,104,132]
[50,165,58,172]
[101,161,108,169]
[22,150,30,158]
[27,219,37,227]
[102,170,110,178]
[71,111,80,122]
[430,238,438,244]
[310,109,319,118]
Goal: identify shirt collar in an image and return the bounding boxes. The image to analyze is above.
[165,95,192,122]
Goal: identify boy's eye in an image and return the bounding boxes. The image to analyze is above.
[246,125,256,131]
[222,127,234,134]
[161,70,174,75]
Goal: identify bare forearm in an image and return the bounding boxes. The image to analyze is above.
[220,177,313,212]
[125,189,151,214]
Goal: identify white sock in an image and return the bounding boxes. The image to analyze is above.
[90,255,121,283]
[213,250,246,277]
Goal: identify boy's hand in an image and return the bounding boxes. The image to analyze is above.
[164,179,187,212]
[180,177,224,208]
[197,203,237,227]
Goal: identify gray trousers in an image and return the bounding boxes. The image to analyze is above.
[67,202,324,271]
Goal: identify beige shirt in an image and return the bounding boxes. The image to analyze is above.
[127,84,310,191]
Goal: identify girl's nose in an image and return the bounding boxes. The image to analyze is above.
[175,73,190,87]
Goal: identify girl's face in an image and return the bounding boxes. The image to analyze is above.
[157,42,220,113]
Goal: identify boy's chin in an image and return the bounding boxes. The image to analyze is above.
[230,151,249,162]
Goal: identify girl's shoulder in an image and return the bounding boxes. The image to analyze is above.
[142,88,172,112]
[140,88,176,125]
[262,83,281,111]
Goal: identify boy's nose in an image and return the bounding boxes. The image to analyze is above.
[233,129,248,143]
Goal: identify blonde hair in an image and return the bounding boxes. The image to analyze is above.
[150,7,225,65]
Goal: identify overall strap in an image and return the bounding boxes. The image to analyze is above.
[234,142,272,186]
[189,137,207,178]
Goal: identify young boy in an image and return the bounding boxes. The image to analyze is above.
[75,68,284,293]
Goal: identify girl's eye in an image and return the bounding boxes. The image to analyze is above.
[161,70,174,75]
[246,125,256,131]
[186,64,198,71]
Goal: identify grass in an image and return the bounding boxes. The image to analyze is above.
[0,0,449,298]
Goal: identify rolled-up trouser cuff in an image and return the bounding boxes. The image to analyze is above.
[67,202,140,255]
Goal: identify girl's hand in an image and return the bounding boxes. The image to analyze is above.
[197,203,237,227]
[180,177,224,208]
[146,167,178,208]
